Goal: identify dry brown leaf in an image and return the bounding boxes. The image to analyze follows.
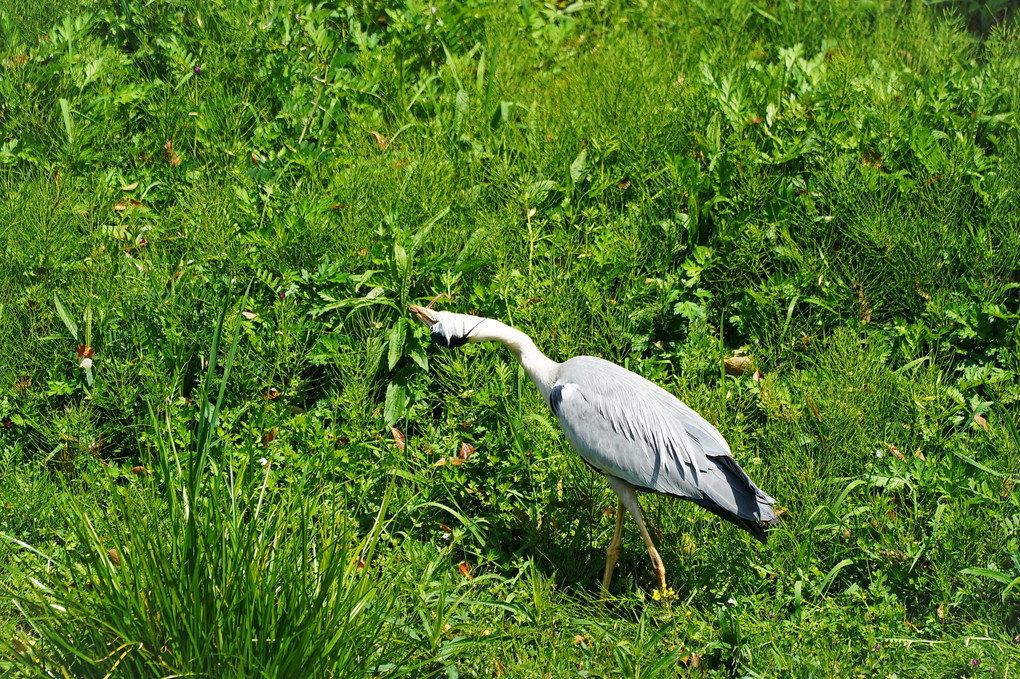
[262,387,280,400]
[617,176,631,189]
[14,376,31,392]
[164,140,181,166]
[458,561,473,579]
[974,414,989,430]
[724,356,753,376]
[114,198,145,212]
[439,523,453,534]
[433,457,447,467]
[131,465,150,476]
[913,448,926,460]
[861,149,883,169]
[2,417,12,428]
[573,635,586,646]
[107,548,121,566]
[887,443,905,461]
[263,428,278,445]
[458,442,474,460]
[77,344,95,359]
[391,427,406,451]
[241,311,257,320]
[370,131,389,151]
[752,369,763,383]
[937,603,945,621]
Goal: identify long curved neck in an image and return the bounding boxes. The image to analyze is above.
[469,319,559,397]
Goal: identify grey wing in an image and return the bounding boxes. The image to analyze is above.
[549,357,777,534]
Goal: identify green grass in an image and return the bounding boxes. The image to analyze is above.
[2,0,1019,676]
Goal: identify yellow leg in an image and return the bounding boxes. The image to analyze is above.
[632,512,668,591]
[605,475,668,592]
[601,500,625,595]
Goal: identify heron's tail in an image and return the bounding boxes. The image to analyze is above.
[694,455,778,544]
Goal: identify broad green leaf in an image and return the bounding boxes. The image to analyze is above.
[59,98,73,144]
[388,317,406,370]
[383,383,406,427]
[53,292,79,341]
[569,148,587,184]
[961,567,1013,585]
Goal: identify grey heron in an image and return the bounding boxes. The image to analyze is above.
[409,305,777,593]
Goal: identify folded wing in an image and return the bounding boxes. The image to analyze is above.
[549,356,777,543]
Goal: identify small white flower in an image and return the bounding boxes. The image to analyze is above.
[259,457,268,467]
[874,450,884,459]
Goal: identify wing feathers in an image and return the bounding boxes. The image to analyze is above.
[551,356,777,539]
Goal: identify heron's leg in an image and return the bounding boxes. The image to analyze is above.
[632,510,668,592]
[605,476,667,591]
[601,500,625,594]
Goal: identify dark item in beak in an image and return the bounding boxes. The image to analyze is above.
[409,293,451,328]
[409,305,438,328]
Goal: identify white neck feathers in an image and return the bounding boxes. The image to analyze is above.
[469,319,559,396]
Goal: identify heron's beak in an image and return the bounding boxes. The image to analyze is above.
[409,305,438,328]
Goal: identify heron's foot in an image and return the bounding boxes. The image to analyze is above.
[648,549,667,592]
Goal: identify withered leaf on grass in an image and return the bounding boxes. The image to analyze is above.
[974,414,989,430]
[114,198,145,212]
[458,562,473,579]
[370,131,389,151]
[861,149,883,169]
[131,465,150,476]
[263,428,278,445]
[262,387,280,400]
[886,442,905,461]
[14,377,31,392]
[434,457,466,467]
[458,442,474,460]
[391,427,405,451]
[107,549,120,566]
[724,356,753,376]
[164,140,181,166]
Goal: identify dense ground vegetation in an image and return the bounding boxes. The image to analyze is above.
[1,0,1019,676]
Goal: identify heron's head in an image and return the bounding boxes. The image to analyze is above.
[409,305,488,349]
